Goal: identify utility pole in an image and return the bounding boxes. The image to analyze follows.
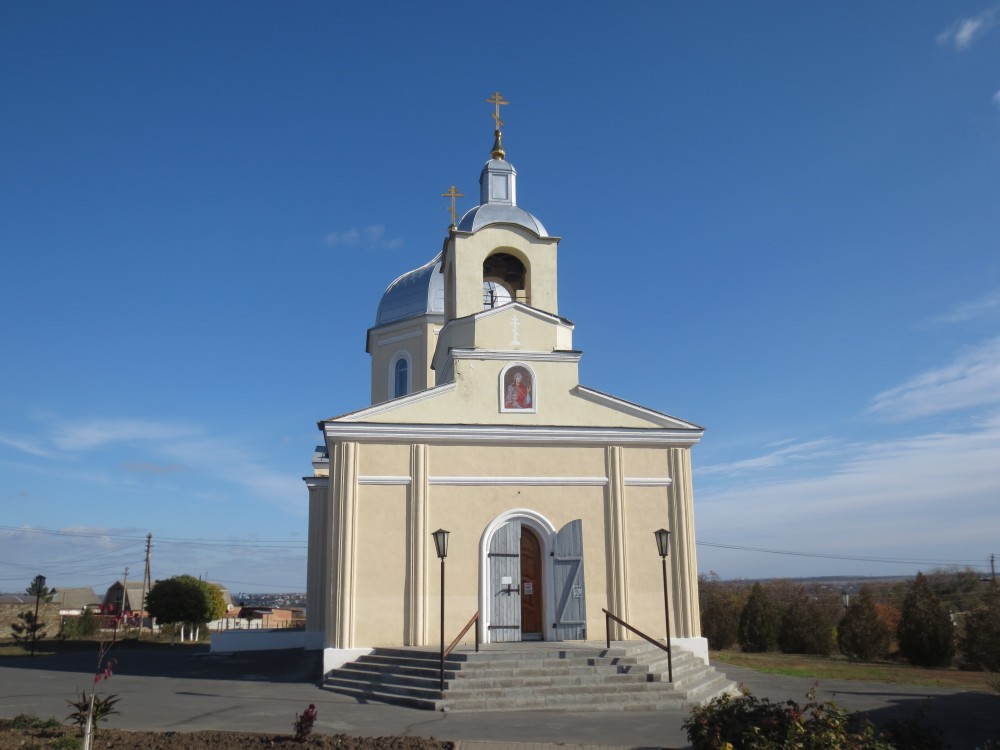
[138,533,152,638]
[991,553,996,587]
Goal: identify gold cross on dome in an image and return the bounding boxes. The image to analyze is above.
[486,90,509,130]
[441,185,464,225]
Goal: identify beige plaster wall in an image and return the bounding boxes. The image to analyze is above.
[428,444,606,477]
[353,484,408,645]
[368,319,439,403]
[357,443,410,476]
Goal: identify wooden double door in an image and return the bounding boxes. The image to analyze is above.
[487,519,587,642]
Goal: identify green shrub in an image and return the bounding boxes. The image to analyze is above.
[683,687,896,749]
[699,573,746,650]
[960,587,1000,672]
[51,737,82,749]
[778,590,834,656]
[839,586,890,661]
[738,583,779,653]
[898,573,955,668]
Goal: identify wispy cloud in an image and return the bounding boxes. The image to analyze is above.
[3,416,303,514]
[120,460,187,475]
[52,419,197,451]
[699,438,841,477]
[867,336,1000,421]
[994,90,1000,110]
[934,289,1000,324]
[937,6,1000,50]
[325,224,403,250]
[0,433,56,459]
[697,415,1000,577]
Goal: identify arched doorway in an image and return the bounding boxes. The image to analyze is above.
[482,513,587,643]
[519,527,543,640]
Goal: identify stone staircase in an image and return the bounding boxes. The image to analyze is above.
[321,641,736,712]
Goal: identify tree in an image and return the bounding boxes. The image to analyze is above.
[838,586,890,661]
[145,575,212,638]
[26,576,55,602]
[738,583,779,652]
[960,586,1000,672]
[778,589,834,656]
[10,576,55,650]
[10,611,45,649]
[698,573,745,651]
[898,572,955,668]
[201,582,228,622]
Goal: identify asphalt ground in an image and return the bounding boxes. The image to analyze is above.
[0,644,996,749]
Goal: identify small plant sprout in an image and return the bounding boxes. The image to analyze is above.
[293,703,317,741]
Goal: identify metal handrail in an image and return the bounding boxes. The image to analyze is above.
[444,610,480,659]
[440,610,480,691]
[602,608,672,682]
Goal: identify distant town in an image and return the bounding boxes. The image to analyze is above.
[231,592,306,608]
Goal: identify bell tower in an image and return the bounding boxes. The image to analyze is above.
[441,92,560,324]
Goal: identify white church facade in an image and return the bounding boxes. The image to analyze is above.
[304,97,707,671]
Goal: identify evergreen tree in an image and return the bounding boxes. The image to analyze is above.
[960,586,1000,672]
[738,582,778,652]
[778,589,834,656]
[898,572,955,667]
[10,576,55,649]
[698,573,745,650]
[10,611,45,649]
[838,586,890,661]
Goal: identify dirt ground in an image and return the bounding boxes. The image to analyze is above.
[0,720,453,750]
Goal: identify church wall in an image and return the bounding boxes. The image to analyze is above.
[428,444,606,477]
[353,484,408,645]
[622,447,671,478]
[368,319,438,403]
[472,309,567,353]
[622,484,676,640]
[357,443,410,476]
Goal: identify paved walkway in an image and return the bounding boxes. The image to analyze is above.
[0,645,996,749]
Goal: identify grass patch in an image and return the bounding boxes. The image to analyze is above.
[711,650,994,690]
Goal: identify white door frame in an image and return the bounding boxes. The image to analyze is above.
[479,509,557,643]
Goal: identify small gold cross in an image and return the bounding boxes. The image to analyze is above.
[441,185,464,225]
[486,90,509,130]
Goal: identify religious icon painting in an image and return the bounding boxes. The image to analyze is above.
[500,363,536,413]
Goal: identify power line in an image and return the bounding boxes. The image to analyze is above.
[697,540,987,567]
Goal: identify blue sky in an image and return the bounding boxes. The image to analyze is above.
[2,3,999,595]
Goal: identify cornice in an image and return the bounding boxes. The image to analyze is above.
[322,422,703,446]
[450,348,582,363]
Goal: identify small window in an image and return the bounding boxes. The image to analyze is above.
[393,357,409,398]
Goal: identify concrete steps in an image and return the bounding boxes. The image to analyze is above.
[321,641,736,712]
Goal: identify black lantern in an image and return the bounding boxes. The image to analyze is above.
[432,529,450,691]
[432,529,450,560]
[654,528,671,558]
[652,530,673,682]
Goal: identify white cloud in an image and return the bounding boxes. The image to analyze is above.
[934,289,1000,324]
[699,438,840,477]
[867,336,1000,421]
[696,415,1000,578]
[937,6,1000,50]
[52,419,196,450]
[0,433,55,459]
[325,224,402,250]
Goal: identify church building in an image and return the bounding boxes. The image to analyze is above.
[305,95,707,671]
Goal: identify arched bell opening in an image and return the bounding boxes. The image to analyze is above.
[482,252,527,309]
